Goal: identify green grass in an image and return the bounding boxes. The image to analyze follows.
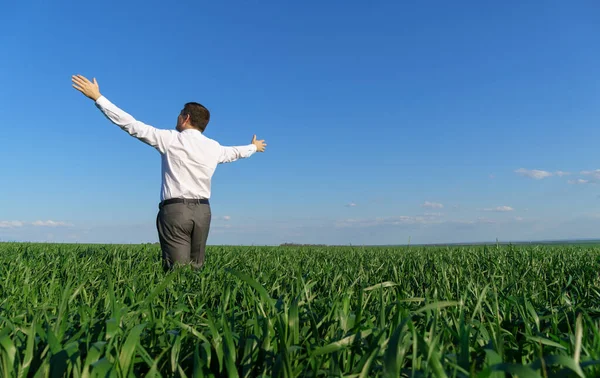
[0,242,599,377]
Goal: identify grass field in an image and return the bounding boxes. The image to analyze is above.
[0,242,599,377]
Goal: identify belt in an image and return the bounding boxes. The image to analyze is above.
[159,198,209,209]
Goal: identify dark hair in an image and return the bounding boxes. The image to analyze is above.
[182,102,210,132]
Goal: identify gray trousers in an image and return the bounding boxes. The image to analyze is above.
[156,200,211,270]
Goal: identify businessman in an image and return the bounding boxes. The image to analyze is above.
[72,74,266,270]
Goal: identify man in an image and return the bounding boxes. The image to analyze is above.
[71,74,266,270]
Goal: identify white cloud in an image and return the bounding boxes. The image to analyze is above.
[568,179,590,185]
[0,221,25,228]
[222,216,231,221]
[448,217,496,225]
[580,170,600,180]
[422,201,444,209]
[515,168,553,180]
[335,214,444,228]
[31,220,73,227]
[346,202,357,207]
[515,216,524,221]
[0,220,72,228]
[554,171,570,177]
[333,212,511,229]
[513,168,600,184]
[481,206,514,212]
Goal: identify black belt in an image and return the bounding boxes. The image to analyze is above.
[159,198,209,209]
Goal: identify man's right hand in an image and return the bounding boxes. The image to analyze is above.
[251,135,267,152]
[72,74,102,101]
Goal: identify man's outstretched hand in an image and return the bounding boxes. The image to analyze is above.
[72,75,101,101]
[252,135,267,152]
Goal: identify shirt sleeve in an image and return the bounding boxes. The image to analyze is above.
[217,143,258,164]
[95,96,175,154]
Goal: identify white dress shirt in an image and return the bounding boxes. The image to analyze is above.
[95,96,257,201]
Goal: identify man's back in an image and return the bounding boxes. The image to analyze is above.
[159,129,256,201]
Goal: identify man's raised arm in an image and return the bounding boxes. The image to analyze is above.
[218,135,267,164]
[72,75,174,154]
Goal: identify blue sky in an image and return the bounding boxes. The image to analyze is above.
[1,0,599,245]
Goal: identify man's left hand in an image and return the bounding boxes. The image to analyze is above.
[72,75,101,101]
[251,135,267,152]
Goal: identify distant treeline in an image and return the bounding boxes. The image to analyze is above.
[279,243,328,247]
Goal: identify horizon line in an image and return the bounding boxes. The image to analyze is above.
[2,237,600,247]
